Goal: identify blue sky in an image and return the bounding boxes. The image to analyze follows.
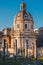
[0,0,43,30]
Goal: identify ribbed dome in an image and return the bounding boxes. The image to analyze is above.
[14,2,33,22]
[13,2,34,33]
[15,11,33,21]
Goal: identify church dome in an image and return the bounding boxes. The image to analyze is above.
[14,2,33,22]
[13,2,34,33]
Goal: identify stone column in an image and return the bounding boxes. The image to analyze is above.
[11,38,14,48]
[25,41,27,57]
[25,40,28,57]
[22,37,23,55]
[34,39,36,59]
[15,40,17,55]
[20,37,22,55]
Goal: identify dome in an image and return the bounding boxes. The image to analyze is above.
[15,11,33,21]
[14,2,33,22]
[13,2,34,33]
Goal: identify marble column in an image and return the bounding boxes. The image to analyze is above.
[25,40,28,57]
[34,39,36,59]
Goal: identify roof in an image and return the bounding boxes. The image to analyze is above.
[14,2,33,23]
[3,28,11,31]
[14,11,33,22]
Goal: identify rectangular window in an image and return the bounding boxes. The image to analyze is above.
[17,24,19,28]
[25,24,27,28]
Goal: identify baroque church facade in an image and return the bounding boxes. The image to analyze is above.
[0,2,41,58]
[12,2,36,58]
